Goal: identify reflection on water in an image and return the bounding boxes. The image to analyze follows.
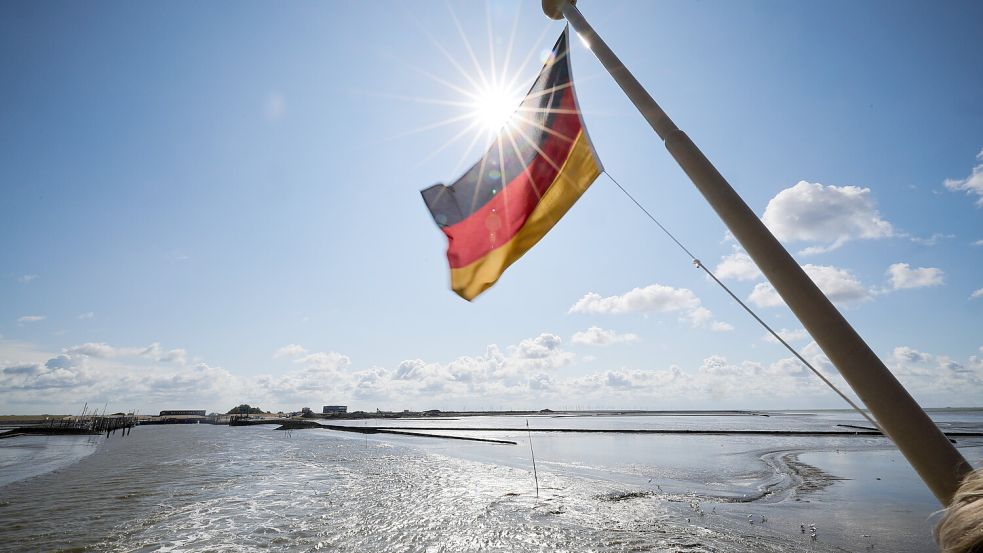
[0,412,979,552]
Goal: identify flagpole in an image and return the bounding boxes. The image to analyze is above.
[543,0,970,505]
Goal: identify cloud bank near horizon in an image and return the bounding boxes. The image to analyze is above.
[1,335,980,415]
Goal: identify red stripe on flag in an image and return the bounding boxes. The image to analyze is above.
[443,94,582,269]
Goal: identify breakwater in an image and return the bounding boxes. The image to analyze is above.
[362,425,983,437]
[274,420,517,444]
[268,418,983,445]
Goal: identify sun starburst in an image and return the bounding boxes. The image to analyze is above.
[377,2,602,177]
[470,83,523,133]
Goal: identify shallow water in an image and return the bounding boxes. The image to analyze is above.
[0,434,100,488]
[0,412,980,552]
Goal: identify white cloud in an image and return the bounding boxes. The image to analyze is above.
[256,350,353,403]
[711,321,734,332]
[893,346,930,365]
[889,345,983,397]
[971,288,983,300]
[64,341,187,365]
[908,233,953,246]
[16,315,45,324]
[762,328,809,344]
[253,340,980,409]
[761,181,894,255]
[972,239,983,247]
[0,342,241,413]
[886,263,944,290]
[748,264,870,308]
[65,342,125,358]
[514,333,563,359]
[273,344,308,358]
[714,250,761,281]
[295,351,350,372]
[570,366,687,393]
[77,312,95,320]
[149,344,188,365]
[569,284,730,330]
[5,332,983,412]
[18,274,38,284]
[570,284,699,315]
[136,362,239,403]
[1,357,94,392]
[798,265,870,302]
[683,306,713,327]
[255,332,576,409]
[568,353,829,405]
[944,148,983,207]
[571,326,639,346]
[747,282,785,308]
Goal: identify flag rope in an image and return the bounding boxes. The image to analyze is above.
[602,170,882,431]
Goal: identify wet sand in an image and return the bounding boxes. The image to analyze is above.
[0,411,979,552]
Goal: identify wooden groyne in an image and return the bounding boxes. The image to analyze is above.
[0,415,136,440]
[0,426,97,439]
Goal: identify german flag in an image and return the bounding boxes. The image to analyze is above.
[421,29,602,300]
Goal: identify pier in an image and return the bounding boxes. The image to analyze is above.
[0,415,136,440]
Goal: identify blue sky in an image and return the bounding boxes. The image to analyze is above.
[2,0,981,415]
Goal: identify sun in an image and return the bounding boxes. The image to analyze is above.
[383,3,560,171]
[471,84,521,133]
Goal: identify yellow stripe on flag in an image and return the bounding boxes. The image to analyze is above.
[450,130,601,300]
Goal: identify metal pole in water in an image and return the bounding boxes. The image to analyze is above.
[527,419,540,499]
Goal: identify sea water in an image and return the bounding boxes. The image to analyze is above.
[0,411,980,552]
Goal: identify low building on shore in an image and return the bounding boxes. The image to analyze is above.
[323,405,347,415]
[145,409,208,425]
[159,410,206,417]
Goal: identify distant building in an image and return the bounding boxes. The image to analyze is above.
[301,407,312,415]
[323,405,347,414]
[159,410,206,417]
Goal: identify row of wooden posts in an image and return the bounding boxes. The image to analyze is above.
[44,414,136,437]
